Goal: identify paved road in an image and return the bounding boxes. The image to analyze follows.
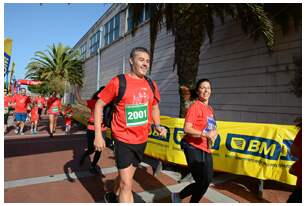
[4,115,294,203]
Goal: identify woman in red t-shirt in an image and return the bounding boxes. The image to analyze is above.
[171,79,218,203]
[47,92,62,137]
[75,86,107,174]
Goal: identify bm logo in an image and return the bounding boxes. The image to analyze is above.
[226,133,282,160]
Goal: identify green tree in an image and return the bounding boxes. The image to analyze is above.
[128,3,301,117]
[28,82,50,96]
[26,43,84,95]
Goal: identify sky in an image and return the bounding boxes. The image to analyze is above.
[4,3,111,81]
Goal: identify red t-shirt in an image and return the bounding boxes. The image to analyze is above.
[47,97,62,114]
[63,108,73,125]
[4,95,12,108]
[4,95,12,114]
[98,74,160,144]
[35,97,46,108]
[12,94,31,113]
[8,96,15,109]
[86,99,106,131]
[183,100,216,153]
[31,106,39,122]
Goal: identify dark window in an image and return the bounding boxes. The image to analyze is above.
[90,31,100,54]
[80,43,87,60]
[127,5,150,32]
[104,14,120,46]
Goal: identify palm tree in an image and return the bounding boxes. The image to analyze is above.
[26,43,84,95]
[128,3,301,117]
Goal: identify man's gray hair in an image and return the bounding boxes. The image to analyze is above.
[130,47,150,59]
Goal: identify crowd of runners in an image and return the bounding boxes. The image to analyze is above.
[4,88,73,136]
[4,47,302,203]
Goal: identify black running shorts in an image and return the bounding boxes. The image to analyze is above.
[114,138,147,170]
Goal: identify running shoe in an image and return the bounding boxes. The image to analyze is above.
[104,192,118,203]
[14,127,19,134]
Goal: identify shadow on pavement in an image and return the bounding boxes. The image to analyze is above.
[63,148,106,202]
[4,134,86,158]
[211,174,294,203]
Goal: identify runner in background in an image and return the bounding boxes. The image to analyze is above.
[4,88,13,134]
[75,85,106,174]
[171,78,217,203]
[62,104,73,134]
[47,92,62,137]
[30,101,39,134]
[26,97,33,123]
[12,88,31,135]
[44,96,49,115]
[35,95,46,120]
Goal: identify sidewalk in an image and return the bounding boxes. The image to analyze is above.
[4,114,294,203]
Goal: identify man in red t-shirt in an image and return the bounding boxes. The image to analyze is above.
[94,47,167,203]
[12,88,31,135]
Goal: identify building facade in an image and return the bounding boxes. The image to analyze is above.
[71,4,301,124]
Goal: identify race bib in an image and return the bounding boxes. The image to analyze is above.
[38,103,42,107]
[52,107,59,113]
[203,116,217,133]
[125,103,148,127]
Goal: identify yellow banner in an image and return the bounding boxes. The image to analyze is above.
[72,107,299,185]
[145,116,299,185]
[4,38,13,75]
[4,38,13,55]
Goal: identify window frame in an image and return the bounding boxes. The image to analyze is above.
[90,31,100,54]
[104,13,120,46]
[80,42,87,60]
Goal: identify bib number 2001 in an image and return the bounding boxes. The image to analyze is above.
[125,104,148,127]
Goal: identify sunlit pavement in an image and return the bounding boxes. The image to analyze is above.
[4,114,294,203]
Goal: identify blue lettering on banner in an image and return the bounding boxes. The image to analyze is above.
[149,124,170,142]
[211,135,221,150]
[280,140,297,161]
[226,133,282,160]
[173,128,184,144]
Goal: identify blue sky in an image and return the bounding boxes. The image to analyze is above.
[4,3,111,81]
